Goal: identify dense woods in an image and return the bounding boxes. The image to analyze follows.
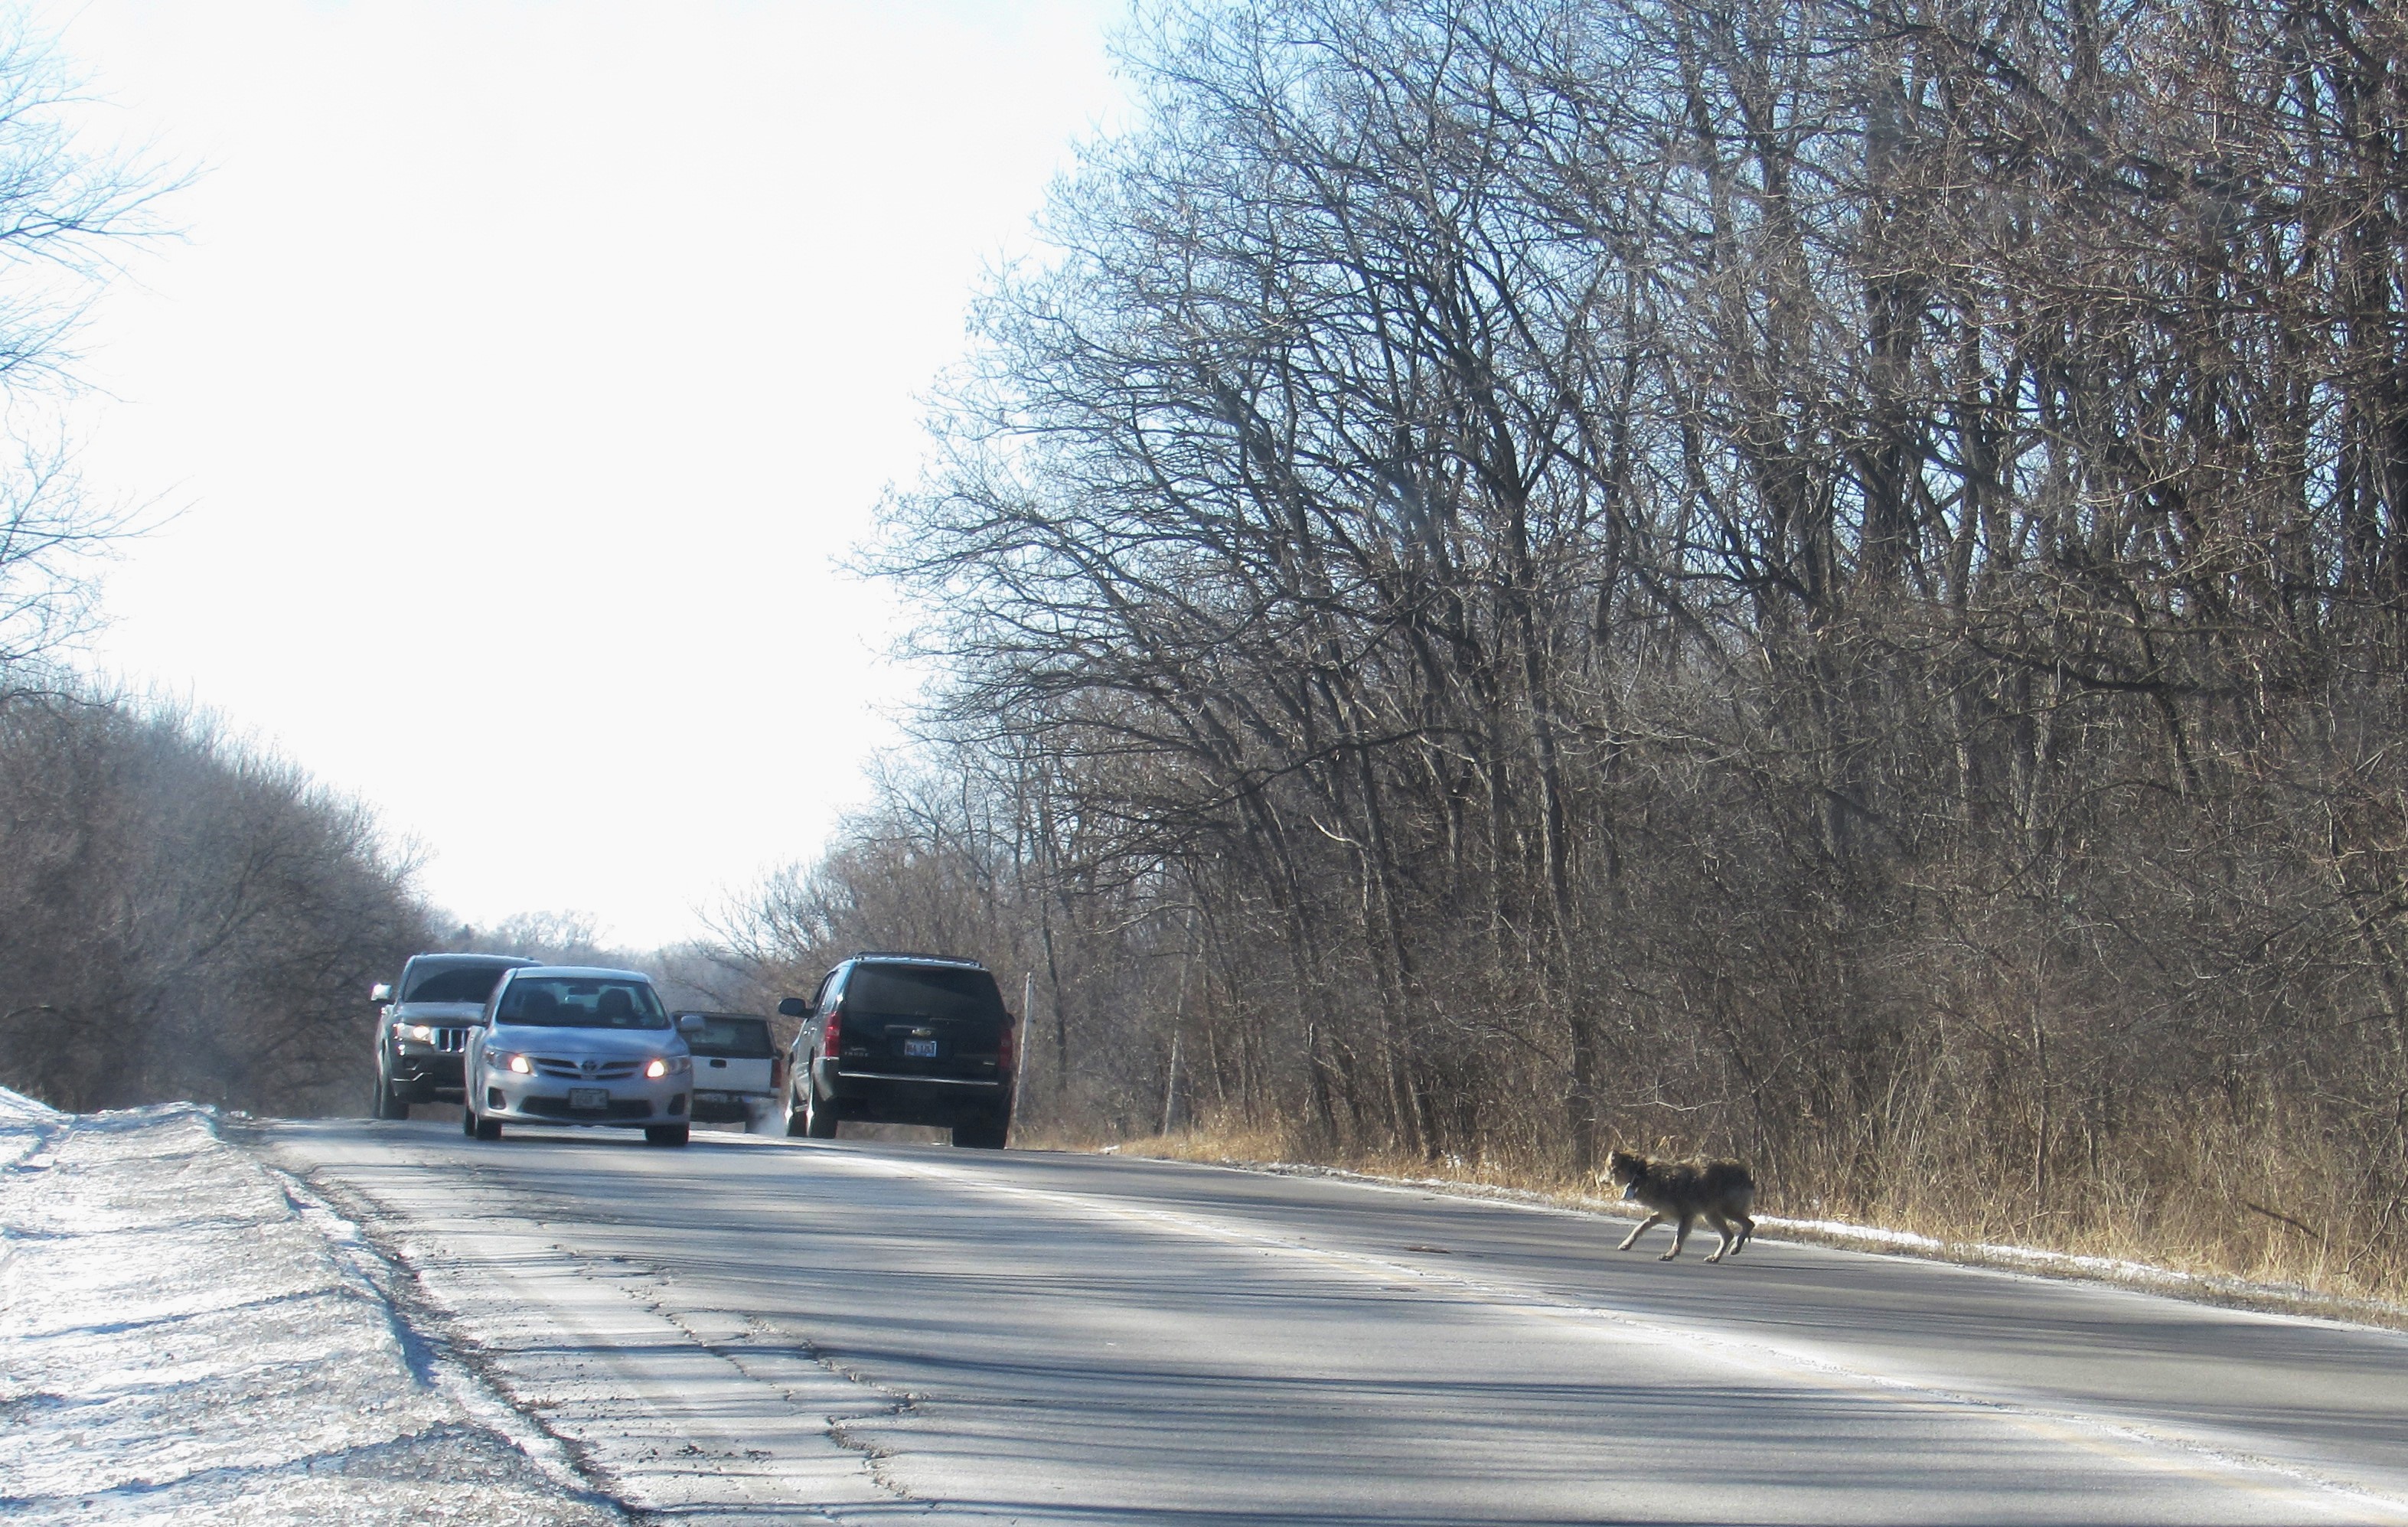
[739,0,2408,1295]
[0,686,762,1117]
[0,691,429,1114]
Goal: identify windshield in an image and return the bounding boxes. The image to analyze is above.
[496,977,669,1029]
[843,966,1003,1023]
[680,1015,773,1058]
[403,964,516,1003]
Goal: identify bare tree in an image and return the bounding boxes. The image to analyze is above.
[0,7,177,690]
[733,0,2408,1297]
[0,690,430,1113]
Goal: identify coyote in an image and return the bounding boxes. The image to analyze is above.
[1604,1149,1756,1263]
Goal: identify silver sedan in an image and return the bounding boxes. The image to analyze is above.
[462,966,697,1146]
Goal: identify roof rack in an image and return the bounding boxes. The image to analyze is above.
[852,950,984,966]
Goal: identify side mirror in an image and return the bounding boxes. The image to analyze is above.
[776,997,808,1019]
[370,983,393,1004]
[677,1013,706,1034]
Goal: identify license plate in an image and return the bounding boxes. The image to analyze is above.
[568,1087,608,1111]
[904,1039,938,1058]
[694,1091,728,1104]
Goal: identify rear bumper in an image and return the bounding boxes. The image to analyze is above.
[689,1088,775,1122]
[814,1060,1007,1124]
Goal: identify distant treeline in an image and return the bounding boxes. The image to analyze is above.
[0,686,429,1113]
[0,688,772,1116]
[730,0,2408,1295]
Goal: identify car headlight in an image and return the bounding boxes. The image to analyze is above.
[488,1051,533,1075]
[405,1023,434,1042]
[644,1056,690,1079]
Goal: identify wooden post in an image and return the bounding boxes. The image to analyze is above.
[1016,971,1035,1121]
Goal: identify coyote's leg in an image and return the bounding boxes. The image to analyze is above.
[1731,1213,1754,1254]
[1705,1211,1734,1263]
[1617,1212,1662,1251]
[1661,1212,1692,1260]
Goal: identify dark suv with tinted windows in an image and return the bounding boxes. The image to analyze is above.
[778,952,1016,1147]
[370,952,537,1118]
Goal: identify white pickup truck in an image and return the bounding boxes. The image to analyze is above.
[675,1013,781,1129]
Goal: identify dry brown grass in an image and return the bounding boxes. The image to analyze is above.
[1027,1114,2408,1330]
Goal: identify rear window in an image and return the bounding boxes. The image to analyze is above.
[681,1015,772,1058]
[403,965,514,1003]
[496,977,669,1029]
[843,965,1003,1023]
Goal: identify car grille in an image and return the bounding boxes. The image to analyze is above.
[430,1028,471,1052]
[528,1056,641,1080]
[520,1096,657,1121]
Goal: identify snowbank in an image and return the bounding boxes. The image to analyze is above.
[0,1088,624,1525]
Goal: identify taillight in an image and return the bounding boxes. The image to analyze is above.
[998,1017,1016,1075]
[822,1007,843,1060]
[771,1057,785,1087]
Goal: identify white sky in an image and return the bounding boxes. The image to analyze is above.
[48,1,1129,948]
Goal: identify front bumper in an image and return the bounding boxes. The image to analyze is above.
[389,1046,466,1101]
[480,1065,690,1127]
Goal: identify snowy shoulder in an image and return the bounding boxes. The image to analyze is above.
[0,1089,624,1525]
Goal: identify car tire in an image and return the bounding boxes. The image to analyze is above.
[783,1080,810,1137]
[801,1078,839,1139]
[645,1125,690,1147]
[371,1065,409,1120]
[465,1091,501,1141]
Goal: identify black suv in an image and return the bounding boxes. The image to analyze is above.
[370,952,537,1118]
[778,952,1016,1147]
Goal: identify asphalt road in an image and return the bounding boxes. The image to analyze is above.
[252,1118,2408,1526]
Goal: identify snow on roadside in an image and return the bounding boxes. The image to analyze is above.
[0,1086,626,1525]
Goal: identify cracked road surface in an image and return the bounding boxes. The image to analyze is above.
[252,1120,2408,1525]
